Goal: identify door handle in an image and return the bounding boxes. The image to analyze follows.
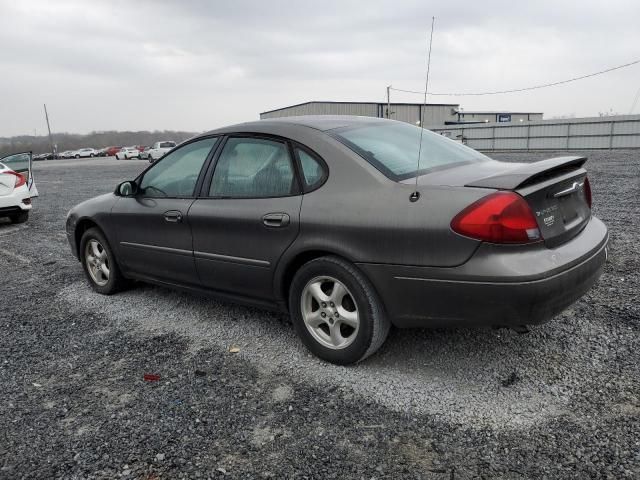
[164,210,183,223]
[262,213,290,228]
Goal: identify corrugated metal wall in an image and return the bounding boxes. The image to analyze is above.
[430,114,640,150]
[260,102,457,125]
[261,102,379,119]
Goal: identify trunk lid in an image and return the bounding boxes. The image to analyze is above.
[465,156,591,247]
[0,165,16,196]
[0,151,38,197]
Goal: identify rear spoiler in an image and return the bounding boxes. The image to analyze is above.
[466,156,587,190]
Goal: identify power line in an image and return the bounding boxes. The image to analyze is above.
[390,59,640,96]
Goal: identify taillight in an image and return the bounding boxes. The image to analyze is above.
[451,191,542,244]
[5,170,26,188]
[584,177,592,208]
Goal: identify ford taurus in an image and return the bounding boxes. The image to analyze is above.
[66,116,608,364]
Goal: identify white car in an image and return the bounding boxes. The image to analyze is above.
[74,148,98,158]
[115,147,140,160]
[0,152,38,224]
[146,141,177,162]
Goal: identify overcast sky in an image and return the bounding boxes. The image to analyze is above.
[1,0,639,137]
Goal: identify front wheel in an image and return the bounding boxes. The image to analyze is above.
[80,227,128,295]
[289,256,390,365]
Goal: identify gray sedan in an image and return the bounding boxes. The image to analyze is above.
[66,116,608,364]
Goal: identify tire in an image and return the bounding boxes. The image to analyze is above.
[9,211,29,224]
[75,155,80,159]
[90,153,94,157]
[288,256,390,365]
[80,227,128,295]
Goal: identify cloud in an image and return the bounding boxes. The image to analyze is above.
[1,0,639,136]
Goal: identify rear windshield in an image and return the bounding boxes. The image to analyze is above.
[330,122,489,181]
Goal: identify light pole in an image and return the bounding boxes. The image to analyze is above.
[44,104,55,157]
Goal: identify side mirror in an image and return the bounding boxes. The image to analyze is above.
[116,181,137,197]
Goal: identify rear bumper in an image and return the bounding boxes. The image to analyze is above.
[0,185,32,213]
[358,216,608,328]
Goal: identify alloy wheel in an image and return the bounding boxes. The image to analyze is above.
[301,276,359,349]
[85,239,110,286]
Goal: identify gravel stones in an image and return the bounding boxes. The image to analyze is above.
[0,153,638,478]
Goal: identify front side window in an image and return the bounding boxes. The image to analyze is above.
[331,122,490,181]
[139,137,217,197]
[209,137,297,198]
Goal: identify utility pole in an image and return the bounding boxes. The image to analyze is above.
[44,104,55,157]
[386,85,391,118]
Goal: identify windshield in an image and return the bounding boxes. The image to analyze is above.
[330,122,490,181]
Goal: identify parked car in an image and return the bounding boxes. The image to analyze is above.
[104,146,123,157]
[74,148,97,158]
[59,150,73,159]
[0,152,35,224]
[66,116,608,365]
[139,148,151,160]
[146,141,177,162]
[115,147,140,160]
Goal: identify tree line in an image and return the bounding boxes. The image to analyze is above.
[0,130,199,157]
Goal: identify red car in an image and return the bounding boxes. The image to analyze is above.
[104,146,123,157]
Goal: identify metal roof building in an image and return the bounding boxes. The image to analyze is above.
[260,101,461,126]
[454,110,544,124]
[260,101,544,126]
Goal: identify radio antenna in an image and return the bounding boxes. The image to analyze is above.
[411,16,435,202]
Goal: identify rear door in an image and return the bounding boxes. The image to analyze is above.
[0,151,37,197]
[189,135,303,301]
[111,137,219,285]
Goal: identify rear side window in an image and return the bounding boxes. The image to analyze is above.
[331,122,489,181]
[295,147,326,190]
[209,137,298,198]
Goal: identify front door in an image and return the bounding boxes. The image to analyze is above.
[189,136,303,301]
[111,137,219,286]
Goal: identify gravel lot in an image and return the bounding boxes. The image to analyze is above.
[1,151,638,479]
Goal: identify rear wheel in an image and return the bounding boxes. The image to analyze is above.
[289,256,390,365]
[9,211,28,224]
[80,227,128,295]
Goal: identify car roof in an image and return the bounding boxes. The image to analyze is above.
[204,115,391,135]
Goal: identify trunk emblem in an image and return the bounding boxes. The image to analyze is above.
[543,215,555,227]
[536,204,558,217]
